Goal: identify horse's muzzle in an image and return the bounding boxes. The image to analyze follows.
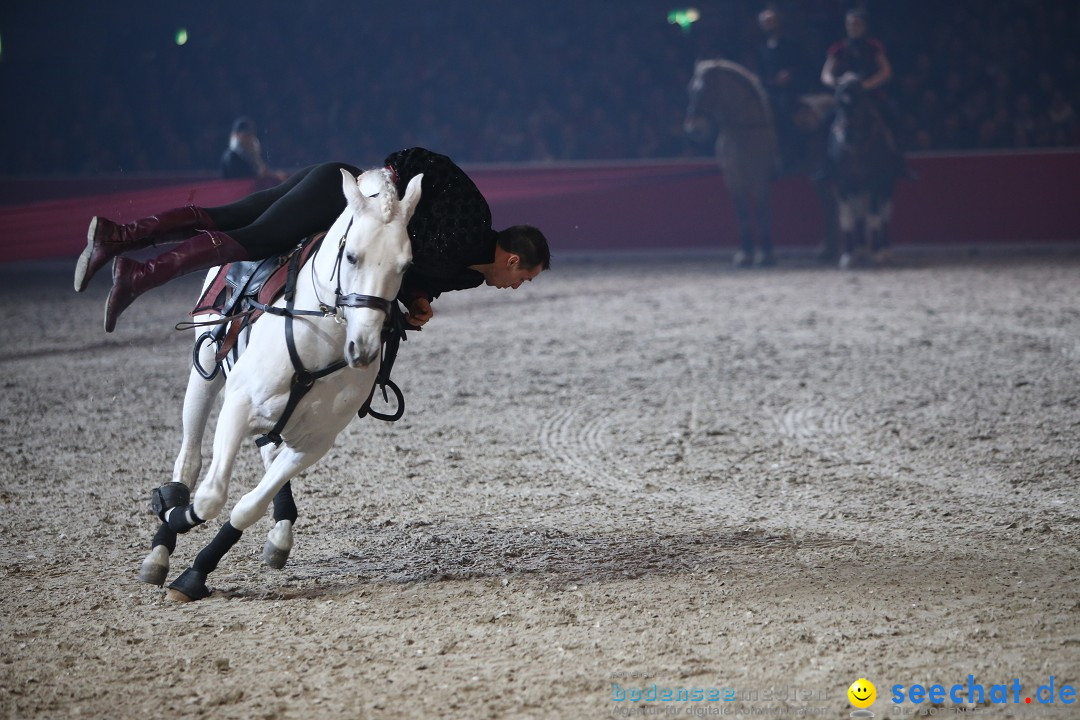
[346,338,379,369]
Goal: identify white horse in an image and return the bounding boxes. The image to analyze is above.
[138,167,422,602]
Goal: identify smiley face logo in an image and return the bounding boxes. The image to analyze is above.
[848,678,876,709]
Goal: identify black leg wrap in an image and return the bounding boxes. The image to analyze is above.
[151,482,191,522]
[272,482,299,524]
[167,568,212,601]
[151,523,177,553]
[166,504,205,534]
[192,521,243,575]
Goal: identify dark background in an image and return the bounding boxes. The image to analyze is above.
[1,0,1077,176]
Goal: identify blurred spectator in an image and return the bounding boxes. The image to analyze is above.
[221,116,286,182]
[755,6,810,171]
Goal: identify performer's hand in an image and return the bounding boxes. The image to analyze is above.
[407,297,433,326]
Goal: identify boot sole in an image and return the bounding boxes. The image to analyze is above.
[73,217,99,292]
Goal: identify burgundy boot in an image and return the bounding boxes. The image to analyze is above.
[103,230,248,333]
[74,205,216,292]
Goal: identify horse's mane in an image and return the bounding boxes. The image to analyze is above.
[353,167,398,225]
[692,59,775,129]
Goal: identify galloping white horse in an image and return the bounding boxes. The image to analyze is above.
[139,167,422,601]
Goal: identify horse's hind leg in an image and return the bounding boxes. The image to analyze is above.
[259,443,297,569]
[264,482,297,569]
[753,188,776,266]
[732,193,754,267]
[139,360,224,586]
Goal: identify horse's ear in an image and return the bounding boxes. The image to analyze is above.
[340,168,365,212]
[400,173,423,222]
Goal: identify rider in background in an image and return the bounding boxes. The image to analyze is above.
[756,7,809,173]
[820,8,912,177]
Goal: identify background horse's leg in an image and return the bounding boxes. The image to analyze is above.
[167,442,331,602]
[754,185,775,266]
[140,343,225,585]
[813,177,839,262]
[837,193,856,269]
[732,192,754,268]
[871,195,895,263]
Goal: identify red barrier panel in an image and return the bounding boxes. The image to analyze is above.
[0,178,257,263]
[1,151,1077,263]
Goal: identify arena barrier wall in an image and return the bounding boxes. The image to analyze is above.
[1,150,1077,263]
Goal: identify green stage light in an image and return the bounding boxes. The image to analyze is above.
[175,28,188,46]
[667,8,700,33]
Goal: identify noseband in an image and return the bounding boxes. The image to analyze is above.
[318,216,396,321]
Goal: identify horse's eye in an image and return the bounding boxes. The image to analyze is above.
[345,253,358,265]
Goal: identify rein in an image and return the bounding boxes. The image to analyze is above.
[252,220,409,447]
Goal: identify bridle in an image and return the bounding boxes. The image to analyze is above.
[253,214,409,447]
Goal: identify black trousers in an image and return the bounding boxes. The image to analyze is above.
[203,162,362,258]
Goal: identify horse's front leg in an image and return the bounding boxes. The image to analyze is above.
[166,441,331,602]
[139,354,225,586]
[732,192,754,267]
[160,392,249,535]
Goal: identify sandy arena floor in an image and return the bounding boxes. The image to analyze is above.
[1,248,1078,719]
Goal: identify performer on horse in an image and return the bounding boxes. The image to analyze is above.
[819,8,912,180]
[73,147,551,332]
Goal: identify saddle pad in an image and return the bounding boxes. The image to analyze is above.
[191,232,326,319]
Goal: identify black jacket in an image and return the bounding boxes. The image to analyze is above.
[385,148,497,301]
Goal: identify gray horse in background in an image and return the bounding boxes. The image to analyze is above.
[686,59,780,267]
[686,59,836,267]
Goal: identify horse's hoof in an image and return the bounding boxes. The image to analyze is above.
[166,568,212,601]
[263,542,291,570]
[165,588,197,603]
[138,551,169,587]
[151,482,191,521]
[732,251,751,268]
[754,251,776,267]
[838,252,853,270]
[263,519,293,570]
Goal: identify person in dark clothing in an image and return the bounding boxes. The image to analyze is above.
[220,116,285,181]
[756,7,809,172]
[73,148,551,332]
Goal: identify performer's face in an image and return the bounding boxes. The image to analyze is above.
[846,14,867,39]
[488,257,543,290]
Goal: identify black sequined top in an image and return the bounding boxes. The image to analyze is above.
[384,147,497,301]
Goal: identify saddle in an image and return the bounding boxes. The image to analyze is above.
[189,233,326,366]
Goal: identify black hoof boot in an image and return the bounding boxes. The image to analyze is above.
[166,568,212,602]
[151,482,191,522]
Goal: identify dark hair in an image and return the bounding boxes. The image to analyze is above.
[496,225,551,270]
[232,116,256,134]
[846,8,868,24]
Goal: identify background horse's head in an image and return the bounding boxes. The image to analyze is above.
[332,168,421,368]
[833,75,878,137]
[685,59,773,140]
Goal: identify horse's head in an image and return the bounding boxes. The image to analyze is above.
[333,167,422,368]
